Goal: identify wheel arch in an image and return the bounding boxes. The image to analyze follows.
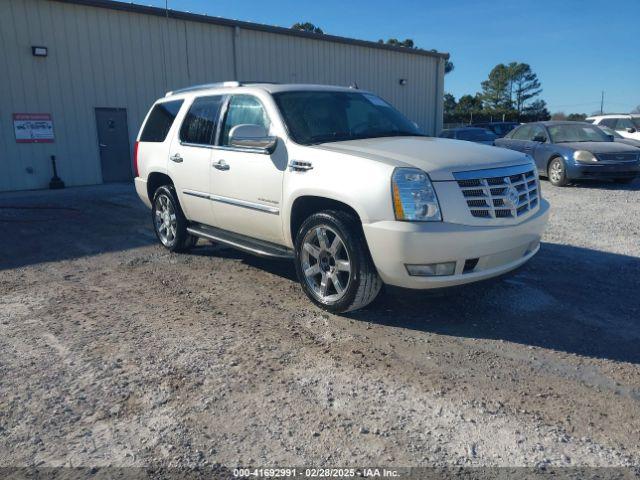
[288,195,364,246]
[147,171,174,202]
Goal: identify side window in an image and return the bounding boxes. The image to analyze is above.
[140,100,183,142]
[511,125,532,140]
[221,95,271,146]
[615,118,634,131]
[180,96,224,145]
[600,118,617,128]
[529,125,548,141]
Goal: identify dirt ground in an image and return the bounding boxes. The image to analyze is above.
[1,180,639,470]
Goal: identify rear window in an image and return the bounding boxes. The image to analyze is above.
[180,96,224,145]
[457,129,497,142]
[139,100,183,142]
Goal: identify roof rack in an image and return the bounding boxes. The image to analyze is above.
[165,81,279,97]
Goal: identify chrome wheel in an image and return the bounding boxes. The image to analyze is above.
[549,159,564,184]
[301,225,351,303]
[154,193,177,246]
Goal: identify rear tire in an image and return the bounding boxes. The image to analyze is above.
[151,185,197,252]
[294,210,382,313]
[548,157,569,187]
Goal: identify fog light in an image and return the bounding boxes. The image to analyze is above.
[405,262,456,277]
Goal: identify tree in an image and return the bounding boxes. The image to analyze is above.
[291,22,323,34]
[567,113,587,121]
[443,93,457,114]
[480,64,511,111]
[523,99,550,121]
[445,59,454,75]
[551,112,567,121]
[378,38,416,48]
[511,63,542,116]
[631,105,640,114]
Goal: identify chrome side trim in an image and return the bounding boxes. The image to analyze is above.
[183,190,210,200]
[183,190,279,215]
[453,163,533,181]
[180,141,214,149]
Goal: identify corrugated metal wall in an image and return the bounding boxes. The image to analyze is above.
[0,0,444,192]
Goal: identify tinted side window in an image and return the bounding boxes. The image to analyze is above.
[511,125,532,140]
[221,95,270,145]
[140,100,183,142]
[615,118,634,131]
[180,96,224,145]
[600,118,617,128]
[529,125,548,141]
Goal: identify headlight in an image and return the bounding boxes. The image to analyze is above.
[573,150,597,163]
[391,168,441,221]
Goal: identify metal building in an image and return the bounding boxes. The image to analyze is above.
[0,0,448,192]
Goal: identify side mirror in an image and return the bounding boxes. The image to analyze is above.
[532,135,546,143]
[606,134,615,141]
[626,127,637,134]
[229,124,277,154]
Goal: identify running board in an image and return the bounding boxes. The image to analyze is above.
[187,224,294,259]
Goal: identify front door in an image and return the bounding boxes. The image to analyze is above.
[95,108,132,182]
[210,94,286,244]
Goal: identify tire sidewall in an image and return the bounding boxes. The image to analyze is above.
[152,185,188,251]
[548,157,567,187]
[294,212,363,313]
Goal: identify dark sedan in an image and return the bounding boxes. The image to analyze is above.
[438,127,497,145]
[472,121,520,138]
[494,121,640,186]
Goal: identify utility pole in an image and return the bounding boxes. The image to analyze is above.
[600,91,604,115]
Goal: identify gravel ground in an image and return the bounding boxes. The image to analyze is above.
[0,179,639,470]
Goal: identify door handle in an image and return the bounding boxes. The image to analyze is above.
[213,159,230,171]
[170,153,183,163]
[99,143,107,148]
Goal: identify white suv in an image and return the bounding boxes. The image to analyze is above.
[586,114,640,141]
[134,82,549,312]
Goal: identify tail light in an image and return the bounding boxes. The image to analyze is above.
[133,141,140,177]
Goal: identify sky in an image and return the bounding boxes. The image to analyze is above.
[135,0,639,114]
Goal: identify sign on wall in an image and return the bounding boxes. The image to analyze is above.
[13,113,55,143]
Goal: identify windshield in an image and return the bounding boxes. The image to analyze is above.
[458,129,497,142]
[548,124,611,143]
[273,91,423,145]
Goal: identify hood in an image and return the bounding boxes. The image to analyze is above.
[560,141,640,153]
[313,137,531,181]
[614,138,640,148]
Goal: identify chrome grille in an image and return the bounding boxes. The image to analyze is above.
[454,164,539,219]
[595,152,639,162]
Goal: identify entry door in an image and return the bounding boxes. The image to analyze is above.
[95,108,132,182]
[210,95,285,244]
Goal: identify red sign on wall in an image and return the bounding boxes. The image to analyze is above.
[13,113,55,143]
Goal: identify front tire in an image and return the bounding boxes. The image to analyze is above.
[152,185,197,252]
[294,211,382,313]
[548,157,569,187]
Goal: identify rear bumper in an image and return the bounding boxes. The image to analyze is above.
[566,161,640,180]
[134,177,151,208]
[363,199,550,289]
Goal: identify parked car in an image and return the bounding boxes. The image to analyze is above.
[472,121,520,138]
[495,121,640,186]
[438,127,497,145]
[597,125,640,149]
[586,114,640,141]
[134,82,549,313]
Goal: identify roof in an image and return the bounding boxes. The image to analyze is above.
[586,114,633,119]
[164,82,367,98]
[442,127,489,132]
[538,121,594,126]
[51,0,449,60]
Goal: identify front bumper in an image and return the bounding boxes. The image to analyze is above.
[363,199,550,289]
[566,161,640,180]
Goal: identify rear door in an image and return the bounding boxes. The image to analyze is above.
[168,95,224,226]
[499,125,531,152]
